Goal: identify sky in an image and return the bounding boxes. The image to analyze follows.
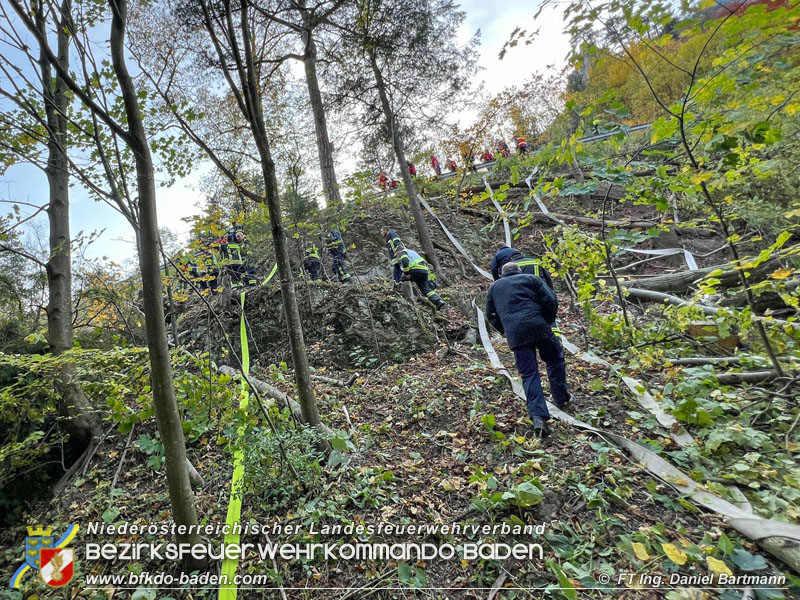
[1,2,570,269]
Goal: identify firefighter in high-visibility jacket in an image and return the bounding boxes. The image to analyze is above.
[398,246,445,310]
[326,229,352,283]
[380,226,405,283]
[303,243,322,281]
[490,243,553,288]
[223,230,257,288]
[191,246,218,292]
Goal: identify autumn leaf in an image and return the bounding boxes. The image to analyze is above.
[632,542,650,561]
[662,543,688,565]
[706,556,733,577]
[769,268,794,280]
[440,478,463,491]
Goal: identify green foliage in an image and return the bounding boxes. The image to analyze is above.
[134,433,165,471]
[240,422,327,510]
[0,347,237,523]
[397,562,428,588]
[468,465,544,513]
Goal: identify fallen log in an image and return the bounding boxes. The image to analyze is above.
[218,365,334,436]
[458,204,718,237]
[625,287,800,332]
[622,256,786,294]
[721,279,800,310]
[460,167,669,197]
[507,210,658,230]
[311,373,357,387]
[458,206,496,221]
[666,356,743,366]
[716,370,779,385]
[524,212,657,230]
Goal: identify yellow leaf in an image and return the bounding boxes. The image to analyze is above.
[461,559,469,568]
[706,556,733,577]
[770,268,794,280]
[662,542,688,565]
[785,103,800,116]
[673,477,690,487]
[632,542,650,561]
[440,478,463,491]
[690,171,713,186]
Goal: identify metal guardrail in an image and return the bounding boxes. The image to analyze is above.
[430,124,651,179]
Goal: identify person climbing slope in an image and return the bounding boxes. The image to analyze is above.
[326,229,352,283]
[497,140,510,158]
[225,230,258,288]
[486,262,572,438]
[489,243,553,289]
[303,242,322,281]
[378,172,389,192]
[430,155,442,177]
[514,135,528,155]
[381,226,405,283]
[397,245,444,311]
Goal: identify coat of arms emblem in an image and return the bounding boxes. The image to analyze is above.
[24,525,54,570]
[39,548,74,587]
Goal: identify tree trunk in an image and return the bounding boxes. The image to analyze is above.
[299,4,341,208]
[721,279,799,311]
[369,50,443,277]
[39,0,99,445]
[715,370,779,385]
[625,287,800,332]
[236,0,321,428]
[621,256,785,294]
[109,0,200,549]
[666,356,743,366]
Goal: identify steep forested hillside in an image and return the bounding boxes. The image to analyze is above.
[0,0,798,598]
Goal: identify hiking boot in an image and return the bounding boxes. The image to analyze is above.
[533,419,552,439]
[555,394,574,411]
[434,299,446,311]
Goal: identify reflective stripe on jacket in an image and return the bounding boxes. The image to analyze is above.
[516,258,541,276]
[399,248,428,272]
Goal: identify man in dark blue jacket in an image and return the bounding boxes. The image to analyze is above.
[486,262,571,437]
[326,229,352,283]
[489,243,553,289]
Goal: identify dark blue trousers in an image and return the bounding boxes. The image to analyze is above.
[304,258,321,281]
[513,334,569,421]
[331,253,351,282]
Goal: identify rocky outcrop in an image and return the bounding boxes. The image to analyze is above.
[178,282,437,367]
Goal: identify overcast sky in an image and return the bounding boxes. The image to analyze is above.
[1,2,570,268]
